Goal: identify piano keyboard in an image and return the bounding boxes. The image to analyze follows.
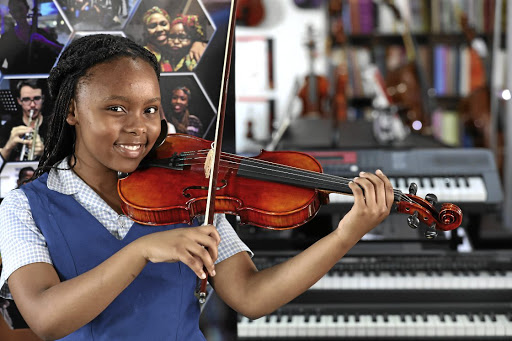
[310,148,502,211]
[255,252,512,291]
[311,269,512,290]
[239,251,512,339]
[329,176,487,204]
[238,309,512,339]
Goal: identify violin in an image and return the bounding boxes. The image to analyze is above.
[118,133,463,237]
[298,25,330,119]
[236,0,265,27]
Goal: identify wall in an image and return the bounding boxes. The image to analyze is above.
[235,0,326,153]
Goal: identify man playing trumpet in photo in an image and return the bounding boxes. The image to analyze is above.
[0,79,48,162]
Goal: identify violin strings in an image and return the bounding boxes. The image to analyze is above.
[176,149,414,204]
[178,150,414,204]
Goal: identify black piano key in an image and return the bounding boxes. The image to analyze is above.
[479,312,486,322]
[490,313,497,322]
[315,310,321,323]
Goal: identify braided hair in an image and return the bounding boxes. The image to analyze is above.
[34,34,160,179]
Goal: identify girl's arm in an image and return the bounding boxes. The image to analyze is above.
[8,225,220,340]
[211,170,394,319]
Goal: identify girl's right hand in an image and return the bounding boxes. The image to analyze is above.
[136,225,220,280]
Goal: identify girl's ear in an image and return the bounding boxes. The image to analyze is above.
[66,99,77,125]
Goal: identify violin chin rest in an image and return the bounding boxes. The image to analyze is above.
[153,119,168,150]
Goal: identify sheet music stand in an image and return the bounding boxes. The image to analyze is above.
[0,90,17,113]
[0,89,18,123]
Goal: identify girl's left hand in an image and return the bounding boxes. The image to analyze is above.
[335,170,394,244]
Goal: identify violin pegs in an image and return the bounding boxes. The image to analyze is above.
[407,211,420,229]
[408,182,418,195]
[424,223,438,239]
[425,193,438,206]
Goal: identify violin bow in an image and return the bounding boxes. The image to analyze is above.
[196,0,238,304]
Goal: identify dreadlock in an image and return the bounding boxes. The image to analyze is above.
[34,34,160,179]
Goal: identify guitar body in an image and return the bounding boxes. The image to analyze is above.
[385,61,426,128]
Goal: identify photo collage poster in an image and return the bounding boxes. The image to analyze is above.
[0,0,236,148]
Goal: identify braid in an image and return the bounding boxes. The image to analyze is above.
[35,34,160,179]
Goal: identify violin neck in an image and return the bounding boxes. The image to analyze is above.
[237,159,403,202]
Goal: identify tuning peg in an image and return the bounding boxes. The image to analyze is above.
[425,223,438,239]
[408,183,418,195]
[407,211,420,229]
[425,193,438,206]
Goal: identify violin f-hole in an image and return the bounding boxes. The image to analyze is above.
[183,179,228,198]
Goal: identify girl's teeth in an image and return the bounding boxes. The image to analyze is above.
[121,145,140,150]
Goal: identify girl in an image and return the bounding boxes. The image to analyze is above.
[142,7,207,73]
[167,14,206,72]
[0,34,394,340]
[167,86,203,137]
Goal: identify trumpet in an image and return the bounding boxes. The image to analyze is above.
[19,109,41,161]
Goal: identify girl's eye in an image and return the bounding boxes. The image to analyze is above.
[109,106,124,112]
[145,107,158,114]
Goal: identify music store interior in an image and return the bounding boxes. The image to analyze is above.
[233,0,512,338]
[1,0,512,339]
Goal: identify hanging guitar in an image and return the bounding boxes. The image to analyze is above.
[379,0,435,134]
[454,5,504,174]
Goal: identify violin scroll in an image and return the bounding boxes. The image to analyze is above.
[396,184,463,237]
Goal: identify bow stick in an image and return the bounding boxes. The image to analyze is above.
[195,0,238,304]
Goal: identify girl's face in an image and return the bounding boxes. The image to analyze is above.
[168,23,191,52]
[67,57,162,175]
[171,89,188,114]
[145,13,170,47]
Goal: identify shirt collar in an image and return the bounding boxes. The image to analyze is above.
[47,158,86,195]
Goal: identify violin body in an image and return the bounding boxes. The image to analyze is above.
[298,74,330,118]
[118,134,329,229]
[236,0,265,27]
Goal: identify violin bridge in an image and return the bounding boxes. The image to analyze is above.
[204,148,215,178]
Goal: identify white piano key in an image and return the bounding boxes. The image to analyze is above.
[345,315,358,337]
[497,314,512,336]
[238,316,250,337]
[404,314,416,337]
[424,315,438,337]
